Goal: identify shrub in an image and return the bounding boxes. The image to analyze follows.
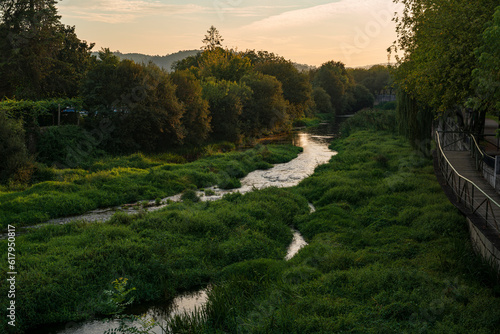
[0,112,33,184]
[181,189,200,202]
[218,176,241,189]
[341,109,397,137]
[37,125,101,167]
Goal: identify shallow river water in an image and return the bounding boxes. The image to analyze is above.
[36,123,338,334]
[35,126,336,227]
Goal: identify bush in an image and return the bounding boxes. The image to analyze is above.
[340,109,397,137]
[181,189,200,202]
[0,112,33,184]
[218,175,241,189]
[37,125,101,167]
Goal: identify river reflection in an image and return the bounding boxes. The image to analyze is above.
[237,131,336,192]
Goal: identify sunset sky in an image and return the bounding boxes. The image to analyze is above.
[58,0,402,67]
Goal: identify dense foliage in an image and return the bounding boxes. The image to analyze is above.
[391,0,499,137]
[0,187,309,332]
[0,112,33,184]
[0,2,386,184]
[0,0,94,99]
[348,65,393,96]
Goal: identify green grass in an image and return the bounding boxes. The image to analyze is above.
[3,110,500,333]
[0,187,309,332]
[292,113,332,128]
[0,144,302,228]
[161,111,500,334]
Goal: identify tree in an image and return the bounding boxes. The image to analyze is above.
[348,65,392,96]
[240,72,289,137]
[390,0,497,136]
[202,25,224,51]
[198,48,252,82]
[242,50,286,65]
[470,5,500,114]
[173,48,252,82]
[313,61,354,114]
[171,70,211,146]
[255,58,313,119]
[343,84,375,114]
[48,25,95,97]
[80,49,122,115]
[202,79,251,142]
[81,53,185,151]
[0,0,93,99]
[312,87,333,114]
[120,63,185,151]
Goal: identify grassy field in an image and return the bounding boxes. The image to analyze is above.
[163,110,500,333]
[0,144,302,228]
[2,110,499,333]
[0,187,310,332]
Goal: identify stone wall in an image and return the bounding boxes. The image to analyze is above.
[467,217,500,272]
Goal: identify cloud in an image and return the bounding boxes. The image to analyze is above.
[59,0,209,23]
[59,1,301,23]
[242,0,392,31]
[213,5,299,18]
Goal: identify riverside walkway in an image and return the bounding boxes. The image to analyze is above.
[435,126,500,268]
[443,150,500,231]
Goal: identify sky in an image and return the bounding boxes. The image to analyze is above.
[58,0,402,67]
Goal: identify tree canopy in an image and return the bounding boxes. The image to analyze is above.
[391,0,498,137]
[348,65,392,96]
[0,7,386,174]
[313,61,354,114]
[0,0,94,99]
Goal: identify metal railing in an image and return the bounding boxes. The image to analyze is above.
[439,127,497,189]
[469,133,497,185]
[435,130,500,233]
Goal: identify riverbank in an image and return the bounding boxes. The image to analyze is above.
[0,144,302,228]
[163,110,500,333]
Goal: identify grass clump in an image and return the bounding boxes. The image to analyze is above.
[180,189,200,203]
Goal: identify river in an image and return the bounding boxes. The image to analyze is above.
[36,122,338,334]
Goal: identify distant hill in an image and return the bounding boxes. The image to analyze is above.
[294,63,317,72]
[350,63,395,69]
[91,50,201,72]
[94,49,318,73]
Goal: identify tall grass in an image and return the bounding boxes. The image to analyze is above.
[4,110,500,333]
[0,144,302,228]
[0,187,309,332]
[163,110,500,333]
